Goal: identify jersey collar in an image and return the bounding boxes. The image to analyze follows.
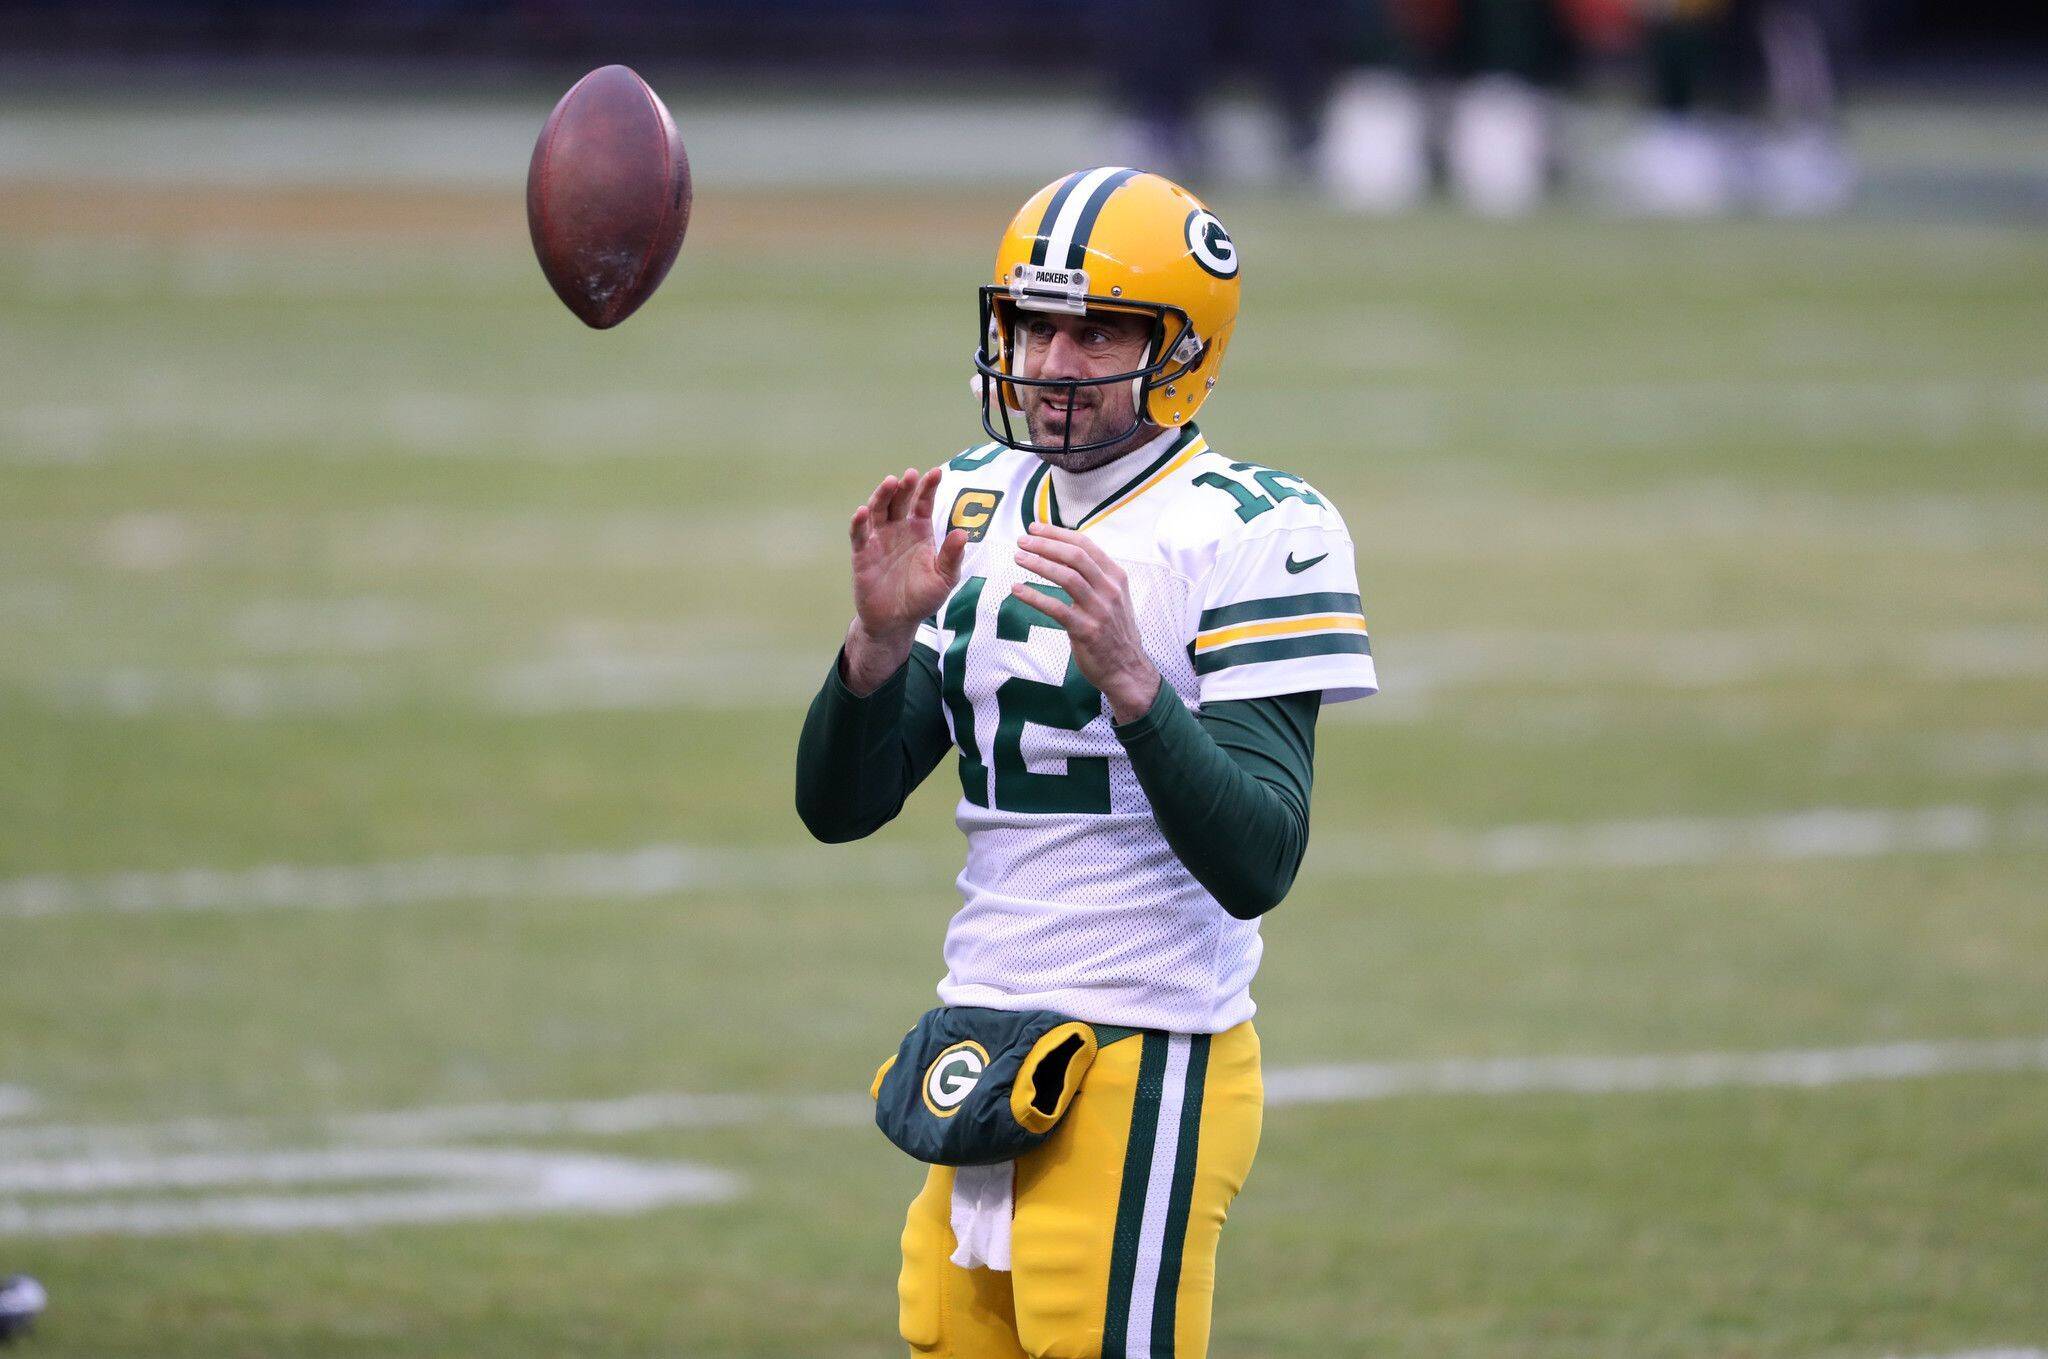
[1021,423,1203,533]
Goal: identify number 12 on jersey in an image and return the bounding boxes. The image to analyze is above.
[939,576,1112,815]
[1192,462,1323,522]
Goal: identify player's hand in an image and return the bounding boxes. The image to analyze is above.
[843,466,968,694]
[1012,524,1162,724]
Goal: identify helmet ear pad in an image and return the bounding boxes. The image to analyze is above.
[984,299,1027,415]
[1144,316,1233,428]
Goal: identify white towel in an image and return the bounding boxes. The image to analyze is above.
[948,1161,1015,1271]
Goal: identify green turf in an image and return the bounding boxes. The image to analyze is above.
[1,149,2045,1356]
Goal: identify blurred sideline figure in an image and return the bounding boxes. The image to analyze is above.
[1099,0,1345,186]
[1095,0,1577,212]
[1311,0,1855,215]
[1615,0,1857,214]
[1320,0,1579,214]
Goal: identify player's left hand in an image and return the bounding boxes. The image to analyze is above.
[1013,524,1162,724]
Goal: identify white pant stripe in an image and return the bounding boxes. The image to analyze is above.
[1124,1033,1192,1359]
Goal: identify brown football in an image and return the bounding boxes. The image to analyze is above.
[527,65,692,329]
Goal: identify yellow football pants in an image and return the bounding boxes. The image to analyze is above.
[897,1022,1263,1359]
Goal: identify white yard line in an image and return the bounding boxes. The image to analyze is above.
[1262,1036,2048,1105]
[1310,803,2048,876]
[0,100,1103,189]
[0,1087,37,1121]
[0,388,863,465]
[0,842,926,920]
[333,1092,873,1144]
[0,1094,871,1161]
[226,597,436,656]
[70,507,841,574]
[1933,728,2048,775]
[1358,488,2048,556]
[1,92,2041,194]
[1366,626,2048,695]
[6,803,2041,922]
[0,1146,740,1238]
[1,1035,2040,1166]
[24,625,2048,719]
[2,1034,2037,1237]
[7,375,2045,465]
[29,491,2044,579]
[39,652,830,719]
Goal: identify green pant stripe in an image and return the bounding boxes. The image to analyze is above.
[1151,1033,1211,1356]
[1102,1033,1168,1359]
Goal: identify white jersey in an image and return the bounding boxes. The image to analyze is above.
[914,423,1378,1033]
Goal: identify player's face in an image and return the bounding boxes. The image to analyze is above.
[1014,309,1156,469]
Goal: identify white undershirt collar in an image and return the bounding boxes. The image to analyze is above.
[1041,424,1180,527]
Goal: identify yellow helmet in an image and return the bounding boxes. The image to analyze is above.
[975,167,1241,455]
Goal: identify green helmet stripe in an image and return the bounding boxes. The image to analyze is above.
[1028,171,1086,267]
[1063,167,1140,269]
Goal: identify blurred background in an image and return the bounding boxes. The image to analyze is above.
[1,3,2044,1357]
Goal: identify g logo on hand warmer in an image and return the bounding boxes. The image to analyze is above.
[922,1041,989,1118]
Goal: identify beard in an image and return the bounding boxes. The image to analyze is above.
[1024,386,1153,471]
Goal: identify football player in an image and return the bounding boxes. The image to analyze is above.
[796,167,1377,1359]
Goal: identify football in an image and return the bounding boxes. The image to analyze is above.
[526,64,692,329]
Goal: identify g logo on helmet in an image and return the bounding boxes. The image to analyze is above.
[922,1041,989,1118]
[1184,209,1238,279]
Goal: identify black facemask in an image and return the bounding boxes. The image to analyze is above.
[973,289,1202,456]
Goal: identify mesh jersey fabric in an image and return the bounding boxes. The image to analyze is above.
[915,424,1377,1033]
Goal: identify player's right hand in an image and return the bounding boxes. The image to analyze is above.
[847,465,967,647]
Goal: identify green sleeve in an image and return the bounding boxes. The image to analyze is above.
[794,644,953,843]
[1113,689,1319,919]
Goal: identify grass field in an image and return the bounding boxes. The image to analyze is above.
[1,97,2046,1357]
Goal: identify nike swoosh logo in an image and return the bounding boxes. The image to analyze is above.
[1284,552,1328,574]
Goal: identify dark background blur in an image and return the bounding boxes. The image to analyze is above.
[2,0,2043,70]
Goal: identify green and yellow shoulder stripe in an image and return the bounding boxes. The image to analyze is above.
[1188,590,1370,675]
